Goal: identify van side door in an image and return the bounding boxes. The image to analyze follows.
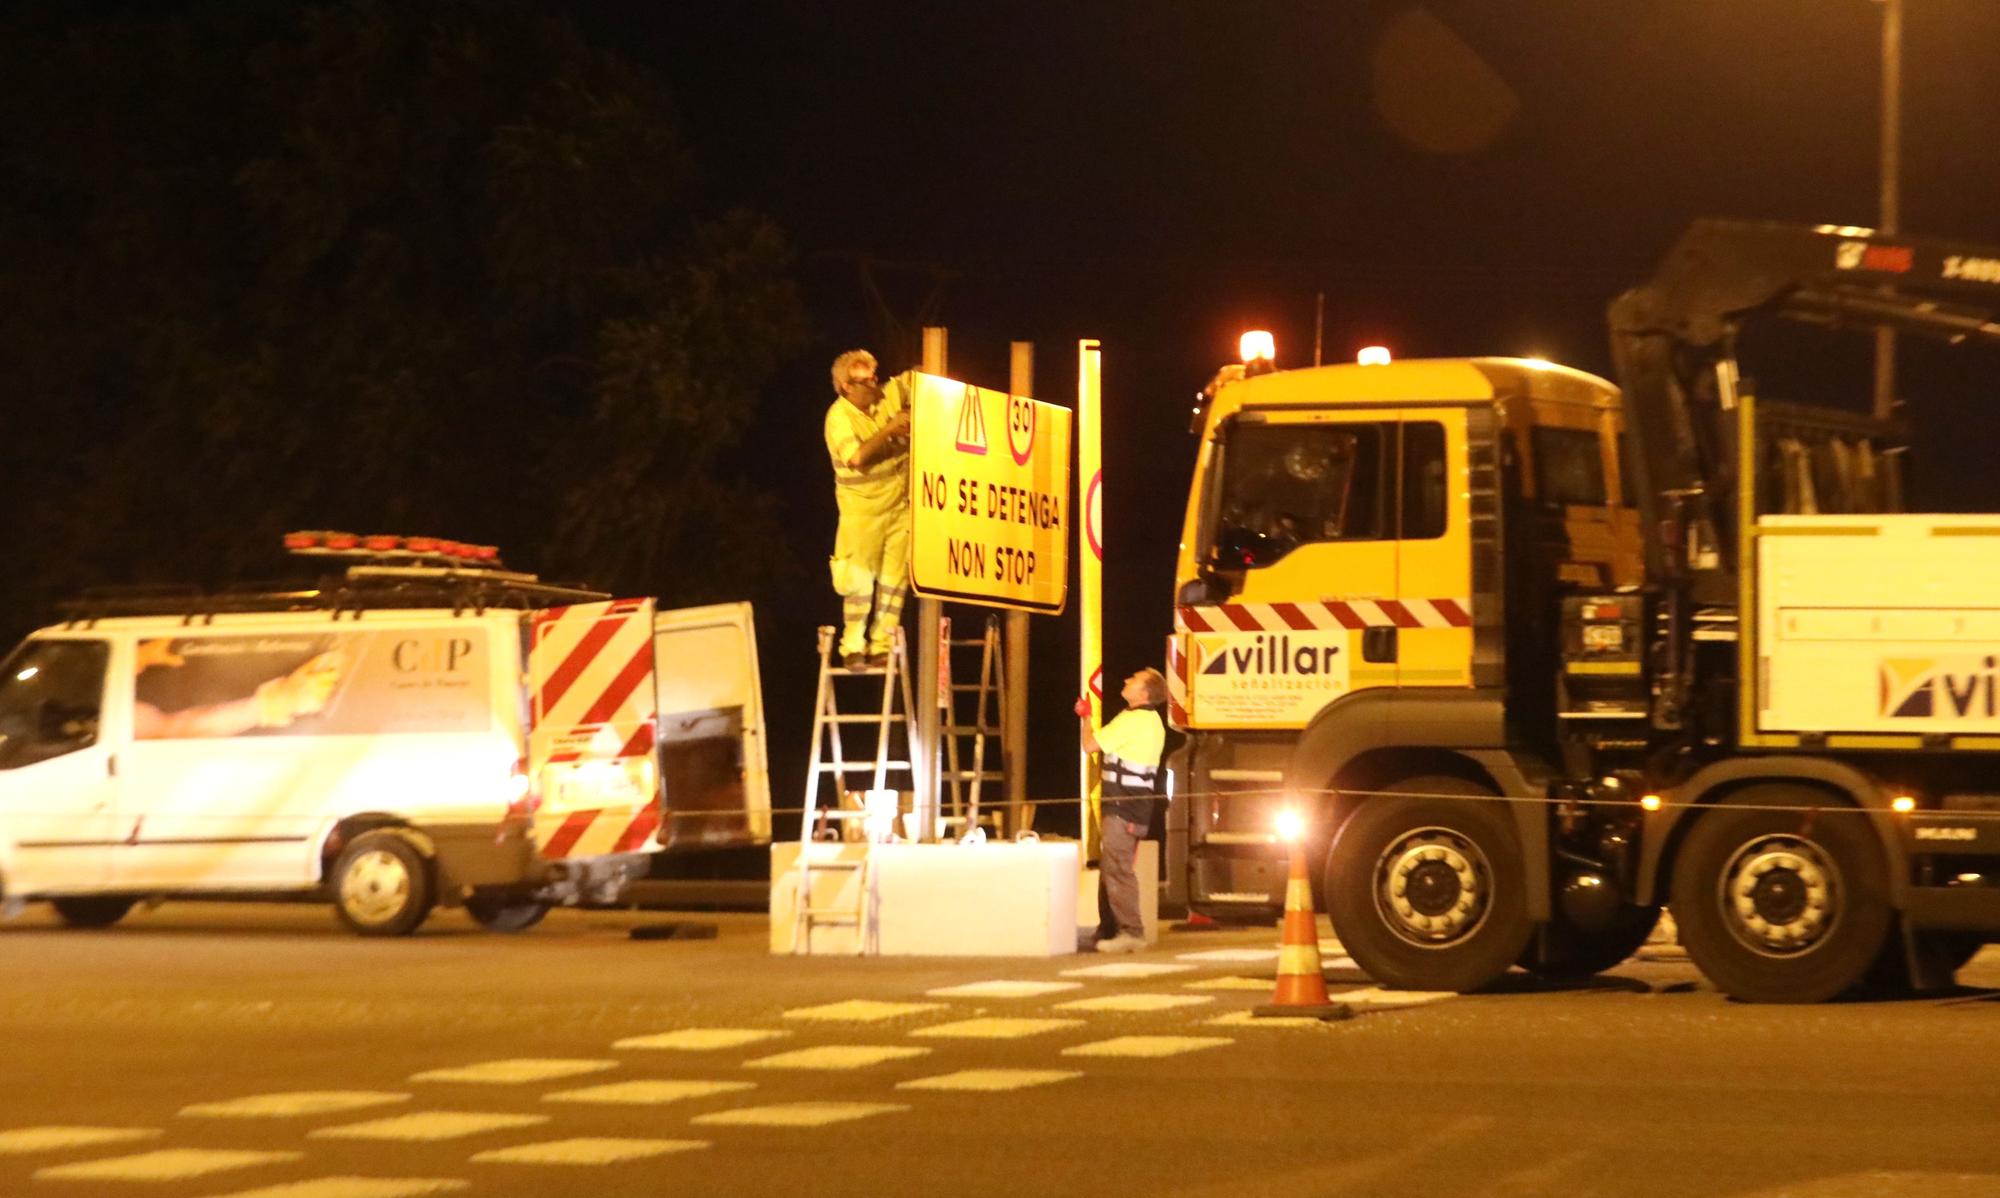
[652,602,772,849]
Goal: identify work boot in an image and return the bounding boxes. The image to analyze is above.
[1095,933,1146,954]
[843,652,870,670]
[864,652,890,669]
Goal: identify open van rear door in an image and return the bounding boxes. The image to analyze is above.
[652,602,771,849]
[526,598,662,859]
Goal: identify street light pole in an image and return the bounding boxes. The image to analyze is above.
[1873,0,1902,421]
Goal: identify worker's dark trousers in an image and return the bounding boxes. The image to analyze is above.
[1097,816,1146,939]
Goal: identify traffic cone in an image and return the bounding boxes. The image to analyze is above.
[1253,835,1352,1021]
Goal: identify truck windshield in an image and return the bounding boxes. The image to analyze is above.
[1209,422,1387,568]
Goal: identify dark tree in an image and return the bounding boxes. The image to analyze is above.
[0,0,807,631]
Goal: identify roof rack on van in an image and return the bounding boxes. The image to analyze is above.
[56,566,608,624]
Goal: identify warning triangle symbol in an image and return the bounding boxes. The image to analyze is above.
[955,387,989,456]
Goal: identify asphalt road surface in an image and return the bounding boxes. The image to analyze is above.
[4,902,2000,1198]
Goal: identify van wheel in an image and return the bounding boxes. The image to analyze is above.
[1324,776,1532,992]
[464,891,550,934]
[1669,785,1890,1003]
[51,896,136,928]
[333,831,434,937]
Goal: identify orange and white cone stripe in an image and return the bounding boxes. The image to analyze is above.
[1255,841,1353,1020]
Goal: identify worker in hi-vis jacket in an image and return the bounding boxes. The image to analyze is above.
[1078,668,1169,953]
[823,349,911,669]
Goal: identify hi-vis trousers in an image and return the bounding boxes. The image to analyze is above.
[830,498,909,658]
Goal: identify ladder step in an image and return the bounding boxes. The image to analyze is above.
[826,714,901,723]
[830,666,899,676]
[939,724,1000,735]
[813,762,913,773]
[939,771,1005,781]
[947,684,990,692]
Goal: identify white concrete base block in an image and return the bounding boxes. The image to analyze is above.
[770,841,1080,957]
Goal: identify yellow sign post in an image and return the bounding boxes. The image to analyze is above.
[1078,341,1102,855]
[908,371,1073,614]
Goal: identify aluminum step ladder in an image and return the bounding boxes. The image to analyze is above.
[937,614,1007,840]
[794,625,917,954]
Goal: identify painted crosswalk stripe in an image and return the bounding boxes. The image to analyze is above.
[909,1017,1085,1040]
[1182,976,1275,991]
[612,1028,788,1052]
[1337,987,1454,1007]
[410,1059,617,1085]
[1175,948,1277,963]
[197,1178,468,1198]
[692,1103,907,1129]
[0,1126,159,1155]
[782,1000,945,1023]
[1056,993,1214,1013]
[181,1092,411,1119]
[34,1148,300,1182]
[744,1045,930,1071]
[543,1080,754,1106]
[1059,962,1195,979]
[926,980,1082,999]
[470,1138,707,1166]
[309,1113,548,1143]
[897,1069,1082,1093]
[1206,1010,1334,1029]
[1062,1035,1233,1059]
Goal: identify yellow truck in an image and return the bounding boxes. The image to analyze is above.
[1166,220,2000,1001]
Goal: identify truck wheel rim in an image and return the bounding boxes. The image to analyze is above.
[1717,834,1838,956]
[340,849,411,925]
[1375,827,1490,947]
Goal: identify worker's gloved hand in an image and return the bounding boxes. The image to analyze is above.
[885,410,911,437]
[1073,695,1091,719]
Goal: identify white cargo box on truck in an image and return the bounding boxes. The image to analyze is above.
[1759,514,2000,734]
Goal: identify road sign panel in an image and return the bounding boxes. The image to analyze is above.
[908,372,1071,614]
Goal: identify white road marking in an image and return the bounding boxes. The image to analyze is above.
[1175,948,1277,963]
[309,1112,548,1143]
[782,999,945,1023]
[1322,955,1360,972]
[744,1045,930,1071]
[181,1092,411,1119]
[612,1028,788,1052]
[925,980,1083,999]
[409,1059,618,1085]
[1338,987,1454,1007]
[34,1148,300,1182]
[1062,1035,1233,1059]
[543,1080,754,1106]
[1206,1010,1334,1029]
[1059,962,1195,979]
[0,1126,159,1155]
[197,1178,468,1198]
[470,1138,707,1166]
[909,1017,1085,1040]
[692,1103,908,1129]
[1055,993,1215,1012]
[897,1069,1082,1093]
[1182,976,1275,991]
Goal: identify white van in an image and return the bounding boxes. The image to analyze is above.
[0,548,770,935]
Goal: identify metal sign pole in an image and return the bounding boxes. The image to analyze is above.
[916,326,948,843]
[1078,339,1103,853]
[1006,341,1034,835]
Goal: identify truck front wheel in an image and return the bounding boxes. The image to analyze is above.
[333,830,435,937]
[1669,786,1891,1003]
[1324,777,1532,992]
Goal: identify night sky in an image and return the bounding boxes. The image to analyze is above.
[13,2,2000,811]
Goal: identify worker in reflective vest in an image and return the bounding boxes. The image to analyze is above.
[1078,668,1168,953]
[823,349,911,669]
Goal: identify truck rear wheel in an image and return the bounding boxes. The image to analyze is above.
[1669,786,1891,1003]
[1324,777,1532,992]
[51,896,136,928]
[464,890,550,934]
[333,830,434,937]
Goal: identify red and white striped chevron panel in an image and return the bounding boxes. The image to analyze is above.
[1176,598,1470,633]
[528,598,661,860]
[1165,633,1189,727]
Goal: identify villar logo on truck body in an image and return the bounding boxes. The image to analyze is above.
[1201,633,1344,677]
[1879,655,2000,719]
